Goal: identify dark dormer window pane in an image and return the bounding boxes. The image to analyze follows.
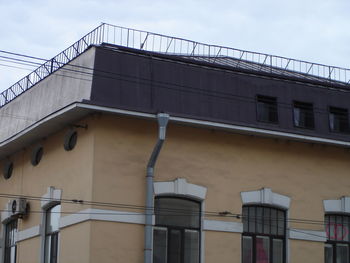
[329,107,349,133]
[256,95,278,123]
[293,101,314,129]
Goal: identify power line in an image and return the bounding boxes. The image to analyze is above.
[0,193,331,227]
[0,50,47,62]
[0,48,349,118]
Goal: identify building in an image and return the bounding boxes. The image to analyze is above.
[0,23,349,263]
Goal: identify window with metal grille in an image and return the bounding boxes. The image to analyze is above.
[44,204,61,263]
[325,214,350,263]
[153,197,201,263]
[242,205,286,263]
[329,107,349,133]
[256,95,278,124]
[293,101,314,129]
[4,220,17,263]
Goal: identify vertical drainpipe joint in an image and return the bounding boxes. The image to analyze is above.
[157,113,169,140]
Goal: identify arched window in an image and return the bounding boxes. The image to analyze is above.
[153,197,201,263]
[325,214,350,263]
[242,205,286,263]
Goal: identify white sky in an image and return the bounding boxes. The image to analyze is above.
[0,0,349,93]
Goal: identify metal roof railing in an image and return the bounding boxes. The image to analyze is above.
[1,23,349,108]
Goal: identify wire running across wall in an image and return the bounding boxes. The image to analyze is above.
[1,23,350,108]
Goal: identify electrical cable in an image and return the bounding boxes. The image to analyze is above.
[0,193,331,227]
[0,49,349,117]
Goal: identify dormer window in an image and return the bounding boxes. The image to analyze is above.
[293,101,314,129]
[256,95,278,124]
[329,107,349,133]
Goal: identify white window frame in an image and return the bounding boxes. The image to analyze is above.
[40,187,62,263]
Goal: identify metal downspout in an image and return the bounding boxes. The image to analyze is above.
[144,113,169,263]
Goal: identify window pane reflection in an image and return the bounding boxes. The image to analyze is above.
[336,244,349,263]
[169,230,181,263]
[153,228,167,263]
[273,239,283,263]
[184,230,199,263]
[155,198,200,228]
[242,236,252,263]
[256,236,269,263]
[325,244,333,263]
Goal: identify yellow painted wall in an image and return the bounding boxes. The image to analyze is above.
[289,239,324,263]
[90,114,350,262]
[205,231,241,263]
[16,236,40,263]
[0,117,95,262]
[90,221,144,263]
[0,113,349,262]
[59,221,91,263]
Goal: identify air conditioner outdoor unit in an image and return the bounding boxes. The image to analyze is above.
[10,198,29,218]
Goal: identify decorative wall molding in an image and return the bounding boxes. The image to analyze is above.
[324,196,350,213]
[59,209,145,229]
[41,186,62,210]
[288,228,326,242]
[203,220,243,233]
[153,178,207,200]
[240,188,291,209]
[12,209,326,245]
[16,225,40,242]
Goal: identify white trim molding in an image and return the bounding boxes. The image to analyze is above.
[59,208,145,229]
[203,220,243,233]
[41,186,62,210]
[40,186,62,263]
[240,188,291,209]
[16,225,40,242]
[288,228,326,242]
[324,196,350,213]
[153,178,207,200]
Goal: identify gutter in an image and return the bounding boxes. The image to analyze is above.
[144,113,169,263]
[1,102,349,160]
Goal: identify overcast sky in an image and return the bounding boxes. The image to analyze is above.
[0,0,349,93]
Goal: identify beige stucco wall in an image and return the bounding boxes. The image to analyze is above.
[59,221,91,263]
[90,221,144,263]
[90,114,350,262]
[205,231,241,263]
[0,113,349,262]
[0,116,95,262]
[289,239,324,263]
[92,114,350,223]
[16,236,40,263]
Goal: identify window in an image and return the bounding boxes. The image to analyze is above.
[44,204,61,263]
[153,197,201,263]
[329,107,349,133]
[293,101,314,129]
[325,214,350,263]
[256,95,278,123]
[242,205,286,263]
[4,220,17,263]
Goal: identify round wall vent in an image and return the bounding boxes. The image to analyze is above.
[3,161,13,180]
[31,146,43,166]
[64,130,78,151]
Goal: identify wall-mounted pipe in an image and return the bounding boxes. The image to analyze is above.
[144,113,169,263]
